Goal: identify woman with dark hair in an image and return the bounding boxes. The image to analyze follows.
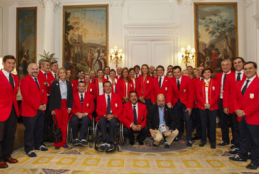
[196,68,220,149]
[50,68,73,149]
[117,67,134,103]
[136,64,153,109]
[109,69,118,93]
[84,74,96,99]
[129,68,136,90]
[152,70,157,78]
[93,69,107,97]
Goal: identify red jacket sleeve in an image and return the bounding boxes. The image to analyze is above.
[96,96,106,118]
[140,106,147,128]
[210,80,220,108]
[187,79,194,108]
[122,104,132,129]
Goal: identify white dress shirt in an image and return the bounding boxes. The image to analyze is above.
[109,78,117,92]
[176,75,182,85]
[59,80,67,99]
[220,71,231,99]
[79,92,85,99]
[125,82,128,97]
[204,78,210,104]
[241,75,256,91]
[2,69,15,87]
[99,82,104,95]
[51,71,56,79]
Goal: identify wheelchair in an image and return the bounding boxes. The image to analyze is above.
[93,119,124,152]
[66,116,95,148]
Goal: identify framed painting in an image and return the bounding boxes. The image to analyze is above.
[194,3,238,73]
[63,5,109,79]
[16,7,37,79]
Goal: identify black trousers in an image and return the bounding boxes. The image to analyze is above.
[22,110,44,153]
[0,105,17,162]
[173,100,192,141]
[199,109,217,146]
[71,115,90,140]
[230,113,240,148]
[193,108,202,138]
[43,96,53,142]
[218,99,229,143]
[239,117,259,166]
[123,126,149,143]
[99,117,119,144]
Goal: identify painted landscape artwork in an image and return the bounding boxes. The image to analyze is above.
[16,7,37,79]
[63,5,108,79]
[194,3,238,73]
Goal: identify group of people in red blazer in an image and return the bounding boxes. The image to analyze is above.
[0,55,259,170]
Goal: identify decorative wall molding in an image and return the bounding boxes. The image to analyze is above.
[39,0,61,10]
[110,0,123,7]
[253,13,259,21]
[243,0,254,8]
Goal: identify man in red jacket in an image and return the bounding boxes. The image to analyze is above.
[71,70,85,92]
[171,66,194,146]
[229,62,259,170]
[96,81,123,152]
[215,59,235,146]
[71,81,95,146]
[20,63,48,157]
[47,61,58,92]
[0,55,19,168]
[122,91,148,146]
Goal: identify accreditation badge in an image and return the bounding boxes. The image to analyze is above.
[165,87,168,91]
[159,124,167,133]
[115,103,118,107]
[87,103,89,107]
[250,93,254,99]
[183,89,186,92]
[147,80,149,84]
[90,88,92,92]
[213,86,215,90]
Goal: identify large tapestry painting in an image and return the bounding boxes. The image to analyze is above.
[63,5,108,79]
[194,3,238,73]
[16,7,37,79]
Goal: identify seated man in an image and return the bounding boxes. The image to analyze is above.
[71,81,95,146]
[96,81,123,152]
[147,94,178,148]
[122,91,149,145]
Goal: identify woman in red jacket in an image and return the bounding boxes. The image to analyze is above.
[84,74,97,99]
[196,68,220,149]
[117,68,134,103]
[129,68,137,91]
[109,69,118,93]
[136,64,153,109]
[93,69,107,97]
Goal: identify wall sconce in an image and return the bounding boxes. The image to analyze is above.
[180,45,195,68]
[110,46,123,68]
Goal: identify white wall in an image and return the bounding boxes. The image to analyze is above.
[1,0,258,71]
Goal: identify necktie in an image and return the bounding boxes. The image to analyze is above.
[106,75,108,79]
[107,94,111,115]
[9,73,14,89]
[54,73,56,79]
[44,73,47,78]
[136,74,138,79]
[159,77,162,88]
[80,94,84,106]
[34,77,40,90]
[133,105,137,125]
[177,79,180,90]
[241,80,250,95]
[237,73,241,82]
[223,74,227,86]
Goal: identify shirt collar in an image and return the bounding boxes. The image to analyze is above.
[2,69,10,76]
[204,78,210,84]
[246,75,256,81]
[236,70,244,74]
[224,70,231,75]
[59,79,66,84]
[41,70,47,74]
[176,75,182,81]
[132,103,137,107]
[159,75,165,79]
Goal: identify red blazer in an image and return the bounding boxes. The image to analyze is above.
[93,77,108,97]
[72,79,86,93]
[71,92,95,120]
[192,78,203,108]
[109,79,118,94]
[233,76,259,125]
[20,75,48,117]
[47,72,56,95]
[122,102,147,129]
[171,75,194,108]
[117,79,134,102]
[151,76,172,104]
[38,70,50,94]
[0,70,19,121]
[223,71,246,113]
[85,83,97,99]
[196,79,220,110]
[136,76,153,99]
[96,93,123,122]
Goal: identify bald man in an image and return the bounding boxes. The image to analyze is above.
[147,94,178,148]
[20,63,48,157]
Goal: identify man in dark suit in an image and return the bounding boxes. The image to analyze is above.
[147,94,178,148]
[122,91,149,146]
[0,55,19,168]
[20,63,48,157]
[229,62,259,170]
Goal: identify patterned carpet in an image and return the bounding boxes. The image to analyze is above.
[1,129,259,174]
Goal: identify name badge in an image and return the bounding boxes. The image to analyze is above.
[165,87,168,91]
[71,84,73,87]
[213,86,215,90]
[159,124,167,133]
[87,103,89,107]
[250,93,254,99]
[147,80,149,84]
[90,88,92,92]
[183,89,186,92]
[115,103,118,107]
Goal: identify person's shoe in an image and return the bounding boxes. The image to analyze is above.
[63,145,69,149]
[164,142,170,148]
[199,143,206,147]
[36,145,48,151]
[152,142,158,147]
[73,138,80,146]
[138,141,144,146]
[248,154,251,159]
[246,163,259,170]
[0,161,8,168]
[80,139,88,146]
[230,144,235,149]
[211,145,216,149]
[129,140,135,146]
[6,158,18,163]
[55,147,60,150]
[218,141,229,146]
[229,154,247,162]
[187,141,193,147]
[192,136,201,140]
[173,137,180,142]
[98,143,107,152]
[27,151,37,157]
[228,148,239,154]
[106,143,115,153]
